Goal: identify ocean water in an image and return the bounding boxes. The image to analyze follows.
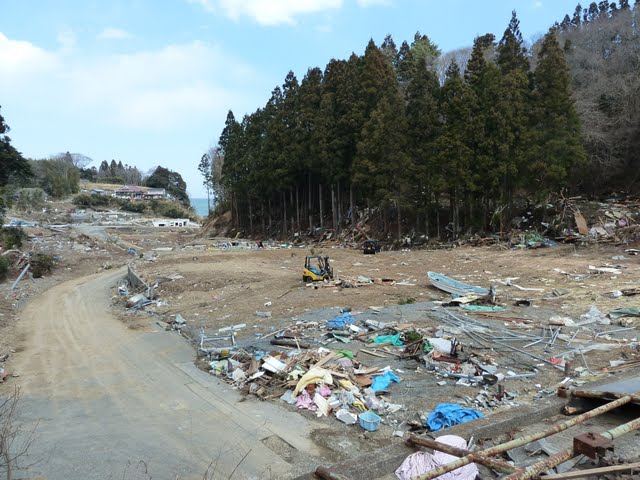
[190,197,211,218]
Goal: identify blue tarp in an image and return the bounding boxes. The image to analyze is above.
[371,371,401,392]
[326,312,355,329]
[426,403,484,431]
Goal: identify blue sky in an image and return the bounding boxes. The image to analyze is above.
[1,0,574,198]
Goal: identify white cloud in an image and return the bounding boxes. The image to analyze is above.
[0,33,261,132]
[0,32,59,75]
[97,27,131,40]
[189,0,388,26]
[217,0,343,26]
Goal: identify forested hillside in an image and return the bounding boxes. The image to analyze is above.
[203,3,639,241]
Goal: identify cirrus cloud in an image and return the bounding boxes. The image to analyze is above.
[218,0,343,25]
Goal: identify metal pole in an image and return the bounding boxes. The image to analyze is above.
[413,395,633,480]
[502,414,640,480]
[572,390,640,404]
[11,264,30,290]
[491,338,564,369]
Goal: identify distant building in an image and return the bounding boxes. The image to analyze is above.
[144,188,166,200]
[152,218,199,228]
[114,185,145,199]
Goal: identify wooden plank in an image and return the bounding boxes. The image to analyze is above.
[360,349,388,358]
[574,211,589,235]
[541,462,640,479]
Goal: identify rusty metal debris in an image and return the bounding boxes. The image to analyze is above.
[410,395,634,480]
[572,431,613,459]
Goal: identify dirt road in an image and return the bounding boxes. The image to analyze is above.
[13,268,323,480]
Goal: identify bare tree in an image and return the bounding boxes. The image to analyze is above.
[0,387,37,480]
[435,47,473,85]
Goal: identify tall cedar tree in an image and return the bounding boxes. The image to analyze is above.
[356,94,411,240]
[465,34,505,228]
[496,11,531,212]
[297,67,326,228]
[405,56,440,231]
[432,62,475,237]
[528,30,586,194]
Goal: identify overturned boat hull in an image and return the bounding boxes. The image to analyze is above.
[427,271,490,296]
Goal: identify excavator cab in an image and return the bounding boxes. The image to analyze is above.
[303,255,334,282]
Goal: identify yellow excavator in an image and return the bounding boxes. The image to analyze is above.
[303,255,334,282]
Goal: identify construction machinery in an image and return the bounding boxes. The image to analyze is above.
[303,255,333,282]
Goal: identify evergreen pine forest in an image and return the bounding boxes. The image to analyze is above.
[207,3,640,241]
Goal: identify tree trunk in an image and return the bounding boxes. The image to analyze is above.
[283,192,287,235]
[308,172,313,230]
[336,180,342,232]
[397,199,402,241]
[206,189,211,215]
[296,185,300,233]
[261,203,265,235]
[234,195,240,230]
[350,184,355,231]
[248,197,253,237]
[331,185,338,233]
[436,195,441,239]
[268,198,273,231]
[383,206,388,236]
[319,184,324,230]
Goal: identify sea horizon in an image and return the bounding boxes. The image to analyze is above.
[190,197,210,218]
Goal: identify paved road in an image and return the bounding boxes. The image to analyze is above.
[13,268,322,479]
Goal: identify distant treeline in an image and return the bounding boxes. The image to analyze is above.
[206,4,637,240]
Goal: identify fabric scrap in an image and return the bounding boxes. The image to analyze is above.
[371,370,402,392]
[295,390,316,411]
[395,435,479,480]
[293,368,333,396]
[372,333,404,346]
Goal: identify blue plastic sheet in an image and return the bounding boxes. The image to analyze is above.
[371,371,401,392]
[326,312,354,329]
[426,403,483,431]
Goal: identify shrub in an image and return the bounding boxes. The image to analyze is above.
[0,256,9,282]
[14,188,47,211]
[150,200,191,219]
[397,296,416,305]
[72,193,93,207]
[73,193,111,208]
[0,227,27,249]
[118,200,146,213]
[30,253,54,278]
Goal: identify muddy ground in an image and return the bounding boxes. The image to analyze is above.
[112,230,640,438]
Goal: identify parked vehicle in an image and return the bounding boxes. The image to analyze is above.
[303,255,334,282]
[362,240,381,255]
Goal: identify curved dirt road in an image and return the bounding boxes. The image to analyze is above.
[14,268,322,479]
